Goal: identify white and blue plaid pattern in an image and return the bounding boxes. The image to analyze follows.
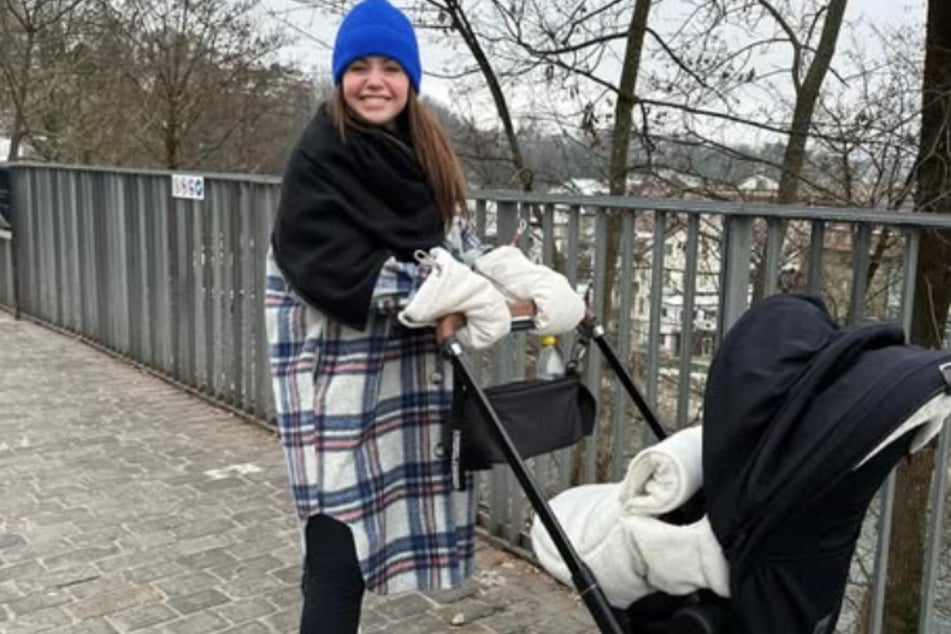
[266,217,488,594]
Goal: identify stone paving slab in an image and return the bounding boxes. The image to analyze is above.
[0,311,596,633]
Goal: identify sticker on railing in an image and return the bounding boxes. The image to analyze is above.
[171,174,205,201]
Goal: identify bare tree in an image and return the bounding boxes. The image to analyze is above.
[0,0,86,160]
[12,3,146,163]
[760,0,849,203]
[0,0,316,172]
[419,0,534,191]
[693,0,850,297]
[104,0,289,170]
[809,24,922,210]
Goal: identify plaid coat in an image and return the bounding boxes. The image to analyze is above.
[265,217,488,594]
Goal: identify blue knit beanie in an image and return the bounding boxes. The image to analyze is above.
[332,0,422,93]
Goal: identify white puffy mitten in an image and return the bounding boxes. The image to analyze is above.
[474,246,585,334]
[398,247,511,349]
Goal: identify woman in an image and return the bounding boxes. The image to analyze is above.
[265,1,584,631]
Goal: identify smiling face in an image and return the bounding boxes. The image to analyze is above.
[341,56,411,127]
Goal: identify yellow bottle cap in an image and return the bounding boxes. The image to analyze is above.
[540,335,558,347]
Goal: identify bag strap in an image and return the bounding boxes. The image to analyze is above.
[449,375,466,490]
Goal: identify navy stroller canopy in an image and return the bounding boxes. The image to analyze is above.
[703,294,951,633]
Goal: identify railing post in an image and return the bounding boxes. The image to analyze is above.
[491,199,520,541]
[718,214,753,337]
[0,166,18,319]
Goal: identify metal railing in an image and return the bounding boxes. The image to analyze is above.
[1,161,950,632]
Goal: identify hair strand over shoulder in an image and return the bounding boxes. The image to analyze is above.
[332,90,468,226]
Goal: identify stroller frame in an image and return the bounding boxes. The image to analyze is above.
[441,315,672,634]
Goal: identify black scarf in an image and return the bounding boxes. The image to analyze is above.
[271,104,444,330]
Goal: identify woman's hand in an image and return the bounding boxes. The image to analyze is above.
[472,246,585,334]
[436,300,536,346]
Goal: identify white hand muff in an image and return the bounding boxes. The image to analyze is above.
[398,247,511,349]
[474,246,585,335]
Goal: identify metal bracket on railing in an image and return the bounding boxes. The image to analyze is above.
[567,316,595,375]
[940,362,951,393]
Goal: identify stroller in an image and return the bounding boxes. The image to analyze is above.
[441,293,951,634]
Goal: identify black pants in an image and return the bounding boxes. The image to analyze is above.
[301,515,365,633]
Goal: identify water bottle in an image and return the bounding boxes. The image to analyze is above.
[536,335,566,380]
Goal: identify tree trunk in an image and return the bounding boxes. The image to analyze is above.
[8,115,24,162]
[883,449,937,633]
[585,0,651,484]
[883,1,951,631]
[599,0,651,326]
[775,0,849,204]
[164,95,180,169]
[752,0,848,299]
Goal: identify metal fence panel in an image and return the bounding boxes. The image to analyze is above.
[3,164,951,632]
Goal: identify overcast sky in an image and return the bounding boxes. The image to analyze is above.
[257,0,927,118]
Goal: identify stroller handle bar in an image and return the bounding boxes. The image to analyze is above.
[435,301,536,345]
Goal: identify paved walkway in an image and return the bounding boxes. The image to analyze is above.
[0,311,597,634]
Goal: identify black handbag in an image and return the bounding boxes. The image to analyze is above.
[453,373,597,472]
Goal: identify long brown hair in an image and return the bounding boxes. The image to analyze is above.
[331,89,468,226]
